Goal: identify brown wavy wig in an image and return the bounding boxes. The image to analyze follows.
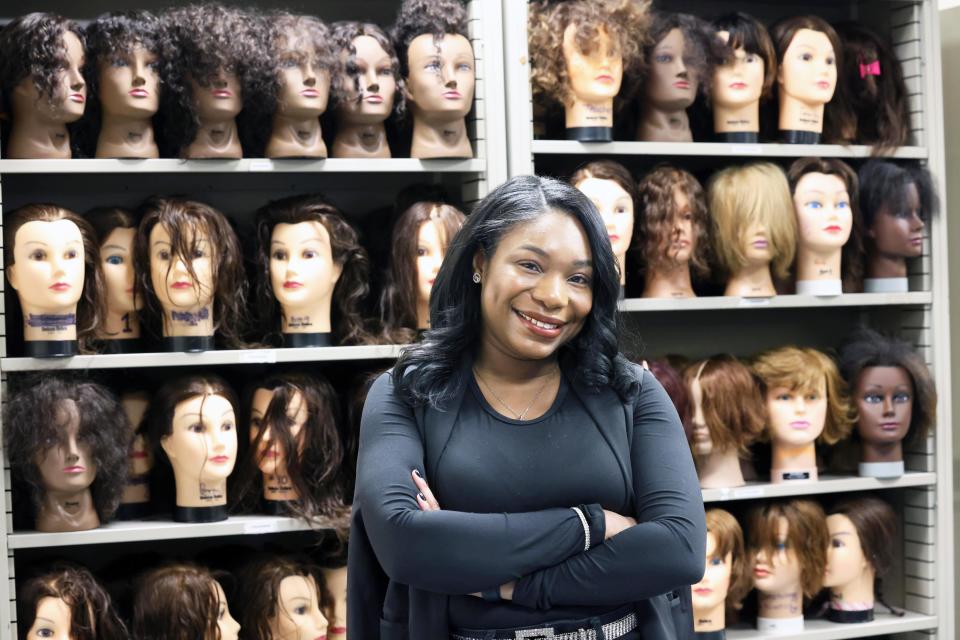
[633,164,710,277]
[570,158,638,202]
[747,498,830,599]
[3,203,107,353]
[233,372,348,525]
[705,508,751,614]
[828,495,897,580]
[378,201,466,343]
[135,196,248,348]
[644,12,719,98]
[712,12,777,100]
[234,555,333,640]
[529,0,651,108]
[132,563,224,640]
[254,194,372,346]
[331,21,405,120]
[18,563,128,640]
[684,355,765,456]
[839,328,936,447]
[787,157,865,293]
[391,0,470,79]
[752,346,856,446]
[3,375,130,524]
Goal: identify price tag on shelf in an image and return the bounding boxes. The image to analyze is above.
[244,520,280,535]
[731,144,764,156]
[733,486,765,499]
[249,159,274,171]
[239,350,277,364]
[738,297,772,307]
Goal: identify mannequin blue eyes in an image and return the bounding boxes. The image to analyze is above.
[106,255,124,265]
[863,392,911,403]
[188,422,234,433]
[775,541,787,551]
[655,54,673,64]
[708,556,725,566]
[294,605,308,615]
[35,629,55,638]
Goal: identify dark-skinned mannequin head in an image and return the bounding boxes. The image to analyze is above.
[692,508,751,632]
[133,563,240,640]
[234,556,332,640]
[87,206,142,346]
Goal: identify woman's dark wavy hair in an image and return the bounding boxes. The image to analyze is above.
[76,10,163,157]
[132,563,224,640]
[254,194,372,346]
[3,375,130,524]
[858,160,938,230]
[234,555,333,640]
[233,372,348,526]
[17,563,128,640]
[391,0,469,79]
[331,21,406,120]
[393,175,640,408]
[159,4,273,158]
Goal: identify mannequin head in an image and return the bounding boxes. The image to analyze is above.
[18,564,127,640]
[255,194,372,345]
[711,12,776,110]
[331,22,404,125]
[3,203,106,351]
[824,497,897,596]
[135,197,247,346]
[380,201,466,341]
[87,206,142,323]
[133,563,239,640]
[643,12,716,111]
[693,509,751,619]
[708,162,797,280]
[748,499,829,599]
[120,389,152,477]
[234,556,331,640]
[271,14,336,118]
[752,346,855,448]
[859,160,937,261]
[633,165,710,278]
[570,160,637,271]
[646,359,693,441]
[3,376,128,525]
[683,355,765,458]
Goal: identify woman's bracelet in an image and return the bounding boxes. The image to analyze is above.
[571,505,590,552]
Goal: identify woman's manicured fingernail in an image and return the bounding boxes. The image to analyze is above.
[418,492,427,502]
[413,469,422,478]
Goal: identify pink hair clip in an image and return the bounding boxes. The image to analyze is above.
[859,60,881,79]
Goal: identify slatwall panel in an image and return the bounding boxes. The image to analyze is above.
[0,173,14,635]
[888,2,926,145]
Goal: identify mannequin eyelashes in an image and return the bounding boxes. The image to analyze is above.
[86,206,143,348]
[133,563,240,640]
[0,13,86,159]
[234,556,331,640]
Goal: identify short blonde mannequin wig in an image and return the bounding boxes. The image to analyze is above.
[751,346,855,445]
[705,508,752,612]
[707,162,797,279]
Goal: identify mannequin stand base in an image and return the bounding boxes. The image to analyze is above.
[26,340,77,358]
[827,608,874,624]
[695,630,726,640]
[864,277,909,293]
[173,505,228,523]
[116,501,152,520]
[262,499,297,516]
[771,466,818,483]
[757,616,804,634]
[780,130,821,144]
[163,335,215,353]
[796,279,842,296]
[566,126,612,142]
[859,460,905,478]
[716,131,758,143]
[282,332,332,348]
[102,338,142,354]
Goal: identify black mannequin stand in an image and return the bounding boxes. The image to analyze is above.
[26,340,77,358]
[566,126,613,142]
[102,338,142,354]
[826,608,874,624]
[163,335,215,353]
[780,129,820,144]
[116,502,152,520]
[695,631,726,640]
[716,131,758,143]
[282,332,332,348]
[173,504,228,523]
[262,499,297,516]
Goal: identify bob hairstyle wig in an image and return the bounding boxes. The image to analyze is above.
[684,354,765,456]
[132,563,229,640]
[393,175,640,408]
[712,12,777,99]
[751,345,856,446]
[828,496,897,581]
[747,498,830,599]
[705,508,751,613]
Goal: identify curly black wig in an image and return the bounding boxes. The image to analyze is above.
[391,0,469,79]
[331,21,405,120]
[3,374,130,525]
[858,160,938,230]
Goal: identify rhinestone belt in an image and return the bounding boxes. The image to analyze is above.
[451,610,637,640]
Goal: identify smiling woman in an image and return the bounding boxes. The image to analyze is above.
[349,175,705,640]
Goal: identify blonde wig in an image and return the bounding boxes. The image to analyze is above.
[705,508,751,612]
[684,355,765,456]
[747,498,829,599]
[707,162,796,279]
[751,346,856,445]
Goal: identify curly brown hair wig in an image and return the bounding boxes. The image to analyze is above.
[705,508,751,614]
[234,555,333,640]
[529,0,651,107]
[684,355,765,456]
[747,498,830,599]
[17,563,128,640]
[712,12,777,100]
[132,563,224,640]
[3,375,130,525]
[331,21,405,119]
[633,164,710,277]
[644,12,719,98]
[392,0,470,79]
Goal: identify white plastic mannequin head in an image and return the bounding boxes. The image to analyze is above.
[694,532,730,612]
[824,497,896,608]
[693,509,750,632]
[270,575,328,640]
[149,222,215,313]
[823,513,870,590]
[763,376,827,449]
[101,227,140,317]
[28,596,73,640]
[269,221,343,319]
[562,24,622,105]
[250,387,307,478]
[214,580,241,640]
[322,567,348,639]
[404,33,475,121]
[689,374,712,456]
[752,516,801,596]
[712,31,764,109]
[570,159,637,284]
[7,219,86,315]
[792,172,852,255]
[776,28,836,110]
[416,219,445,312]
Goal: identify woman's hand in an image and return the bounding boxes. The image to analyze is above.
[412,469,440,511]
[603,510,637,540]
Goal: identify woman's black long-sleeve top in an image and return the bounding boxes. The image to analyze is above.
[348,355,706,638]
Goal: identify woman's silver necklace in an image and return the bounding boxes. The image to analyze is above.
[473,366,558,420]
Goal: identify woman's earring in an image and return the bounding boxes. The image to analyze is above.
[472,272,481,284]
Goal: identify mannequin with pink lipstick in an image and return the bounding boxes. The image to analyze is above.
[0,13,86,159]
[692,509,751,639]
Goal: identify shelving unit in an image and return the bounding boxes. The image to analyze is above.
[530,140,929,159]
[701,473,937,504]
[0,157,488,174]
[725,612,939,640]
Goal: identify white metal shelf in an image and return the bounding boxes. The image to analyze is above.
[0,157,487,174]
[726,612,936,640]
[530,140,928,159]
[618,292,932,312]
[702,472,936,503]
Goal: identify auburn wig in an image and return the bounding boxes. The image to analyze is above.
[705,508,751,613]
[684,355,765,455]
[747,498,830,598]
[646,358,692,441]
[132,563,226,640]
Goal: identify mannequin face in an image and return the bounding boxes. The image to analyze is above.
[562,24,623,104]
[190,68,243,120]
[270,221,343,311]
[778,28,837,106]
[823,514,871,590]
[250,388,308,477]
[338,35,396,123]
[869,183,924,258]
[765,379,827,447]
[277,30,331,117]
[646,28,699,110]
[693,532,732,613]
[13,30,86,123]
[405,33,475,117]
[149,223,215,311]
[689,376,712,456]
[322,567,348,638]
[270,575,328,640]
[574,178,634,260]
[122,391,152,476]
[7,219,85,313]
[741,220,773,266]
[793,172,852,253]
[27,596,72,640]
[664,187,696,264]
[161,393,237,484]
[102,227,141,315]
[416,219,445,309]
[855,366,913,445]
[98,43,161,118]
[713,31,764,108]
[214,581,241,640]
[753,517,802,594]
[35,399,97,494]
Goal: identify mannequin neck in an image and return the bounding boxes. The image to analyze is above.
[757,589,803,619]
[20,301,78,343]
[697,448,745,489]
[331,121,390,158]
[161,305,214,338]
[409,109,472,159]
[643,262,695,298]
[866,251,908,279]
[694,602,725,632]
[416,298,430,330]
[726,262,776,297]
[564,97,614,129]
[104,308,141,340]
[861,439,903,463]
[616,253,626,286]
[266,113,326,158]
[185,117,241,159]
[96,114,159,158]
[637,104,693,142]
[778,93,826,134]
[173,474,227,508]
[771,440,818,480]
[121,461,150,505]
[36,488,99,532]
[830,570,875,610]
[281,300,332,334]
[796,247,842,283]
[6,110,72,159]
[713,101,760,134]
[262,471,300,503]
